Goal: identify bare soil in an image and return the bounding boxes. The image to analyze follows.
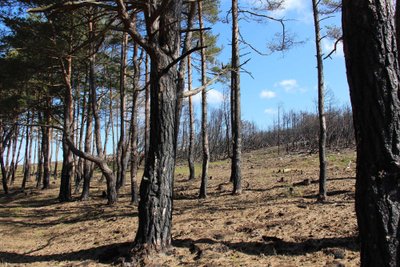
[0,148,359,266]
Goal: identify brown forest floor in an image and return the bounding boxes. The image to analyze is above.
[0,148,359,267]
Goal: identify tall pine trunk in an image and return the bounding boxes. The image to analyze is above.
[198,0,209,199]
[343,0,400,265]
[230,0,242,194]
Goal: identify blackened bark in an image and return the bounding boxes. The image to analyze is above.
[198,0,209,199]
[312,0,327,201]
[231,0,242,195]
[22,114,32,190]
[0,120,9,194]
[59,56,74,202]
[124,0,182,252]
[396,0,400,64]
[343,1,400,265]
[42,102,51,189]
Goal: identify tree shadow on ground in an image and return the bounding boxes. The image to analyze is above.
[174,235,359,257]
[0,241,132,264]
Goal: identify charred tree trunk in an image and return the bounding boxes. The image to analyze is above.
[42,101,51,190]
[0,120,9,194]
[22,114,32,190]
[312,0,327,202]
[198,0,209,199]
[231,0,242,195]
[343,0,400,265]
[59,55,74,202]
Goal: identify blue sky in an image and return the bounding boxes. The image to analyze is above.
[192,0,349,130]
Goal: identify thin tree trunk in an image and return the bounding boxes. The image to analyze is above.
[0,120,9,194]
[36,114,43,189]
[22,114,32,191]
[312,0,327,202]
[11,126,23,185]
[81,13,95,200]
[343,0,400,265]
[116,32,129,191]
[198,0,209,198]
[130,34,140,205]
[144,54,150,164]
[42,100,51,189]
[7,124,18,184]
[231,0,242,194]
[187,55,195,181]
[53,132,60,180]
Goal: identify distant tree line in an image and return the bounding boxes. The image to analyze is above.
[175,103,354,162]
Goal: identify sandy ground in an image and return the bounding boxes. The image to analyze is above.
[0,148,359,266]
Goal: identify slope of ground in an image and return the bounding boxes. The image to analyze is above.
[0,148,359,266]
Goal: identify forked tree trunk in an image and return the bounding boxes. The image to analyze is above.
[312,0,327,201]
[198,0,209,199]
[343,1,400,265]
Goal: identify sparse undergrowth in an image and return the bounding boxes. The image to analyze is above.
[0,148,359,266]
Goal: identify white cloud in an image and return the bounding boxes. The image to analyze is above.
[260,90,277,99]
[192,89,224,105]
[322,39,344,58]
[275,79,298,92]
[264,108,277,115]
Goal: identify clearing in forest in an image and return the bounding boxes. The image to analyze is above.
[0,148,359,266]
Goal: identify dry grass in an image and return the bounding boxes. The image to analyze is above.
[0,148,359,266]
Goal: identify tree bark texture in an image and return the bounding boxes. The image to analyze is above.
[343,1,400,265]
[130,0,183,252]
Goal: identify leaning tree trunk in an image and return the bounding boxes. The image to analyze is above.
[231,0,242,195]
[0,120,9,194]
[312,0,327,201]
[342,0,400,265]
